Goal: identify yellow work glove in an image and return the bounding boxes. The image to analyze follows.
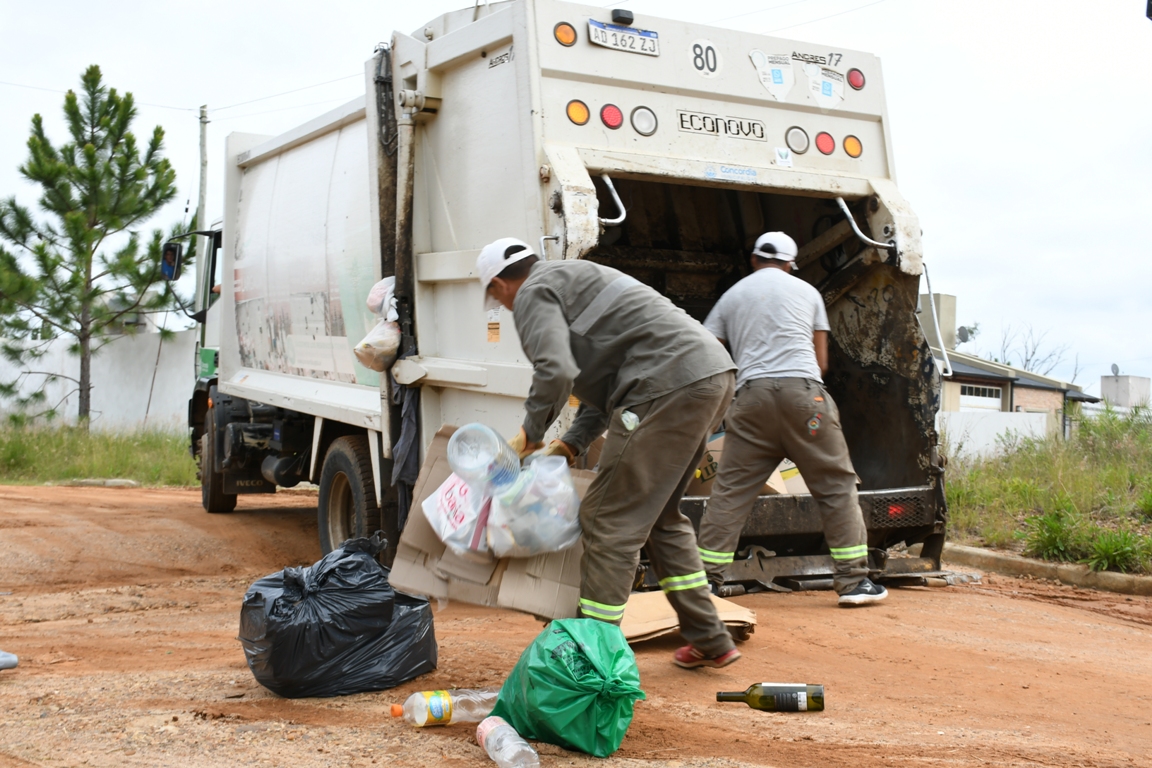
[534,439,577,467]
[507,427,543,459]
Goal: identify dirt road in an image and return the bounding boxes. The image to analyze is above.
[1,486,1150,768]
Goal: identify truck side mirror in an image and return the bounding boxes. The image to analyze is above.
[161,241,183,281]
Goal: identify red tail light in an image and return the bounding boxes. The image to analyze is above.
[600,104,623,129]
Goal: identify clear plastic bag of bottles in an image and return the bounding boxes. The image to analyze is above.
[486,456,581,558]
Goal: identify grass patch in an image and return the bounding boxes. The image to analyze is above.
[946,407,1152,574]
[0,426,197,486]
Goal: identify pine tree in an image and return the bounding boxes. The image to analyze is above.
[0,65,184,425]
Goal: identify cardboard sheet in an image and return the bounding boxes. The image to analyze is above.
[620,590,756,643]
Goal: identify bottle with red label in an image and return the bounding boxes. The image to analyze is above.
[391,688,500,727]
[476,716,539,768]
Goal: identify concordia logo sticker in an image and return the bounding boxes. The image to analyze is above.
[677,110,766,141]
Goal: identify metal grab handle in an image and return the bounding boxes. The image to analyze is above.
[921,264,953,378]
[835,197,895,253]
[539,234,559,257]
[599,174,626,227]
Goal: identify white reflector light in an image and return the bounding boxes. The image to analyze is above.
[630,106,658,136]
[786,126,809,154]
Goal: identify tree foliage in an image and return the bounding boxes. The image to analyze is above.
[0,65,190,424]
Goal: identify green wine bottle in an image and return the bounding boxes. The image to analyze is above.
[716,683,825,712]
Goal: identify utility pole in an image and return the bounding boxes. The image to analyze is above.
[196,105,209,345]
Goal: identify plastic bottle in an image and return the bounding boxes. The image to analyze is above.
[716,682,825,712]
[476,716,539,768]
[448,424,521,491]
[391,688,500,727]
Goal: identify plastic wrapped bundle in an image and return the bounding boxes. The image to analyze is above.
[354,318,402,372]
[487,456,581,558]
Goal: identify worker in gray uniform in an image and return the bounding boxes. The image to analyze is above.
[696,232,887,607]
[477,237,743,668]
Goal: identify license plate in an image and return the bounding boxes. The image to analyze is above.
[588,19,660,57]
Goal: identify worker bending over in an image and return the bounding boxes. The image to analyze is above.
[696,232,887,606]
[478,237,743,668]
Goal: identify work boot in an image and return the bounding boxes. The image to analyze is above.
[673,645,741,669]
[837,578,888,607]
[0,651,17,671]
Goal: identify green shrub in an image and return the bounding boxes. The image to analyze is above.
[1022,510,1087,562]
[1081,528,1142,573]
[1136,489,1152,521]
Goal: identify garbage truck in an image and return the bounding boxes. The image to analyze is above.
[175,0,950,589]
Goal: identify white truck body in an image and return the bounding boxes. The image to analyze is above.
[190,0,948,581]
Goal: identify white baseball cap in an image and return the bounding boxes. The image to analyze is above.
[751,231,798,262]
[477,237,537,310]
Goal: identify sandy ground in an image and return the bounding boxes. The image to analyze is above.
[1,485,1150,768]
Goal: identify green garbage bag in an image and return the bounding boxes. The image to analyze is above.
[491,618,645,758]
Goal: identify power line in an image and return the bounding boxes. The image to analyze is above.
[765,0,888,33]
[211,73,361,112]
[711,0,811,25]
[211,97,351,123]
[0,79,194,111]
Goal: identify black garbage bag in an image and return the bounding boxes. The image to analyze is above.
[239,533,437,698]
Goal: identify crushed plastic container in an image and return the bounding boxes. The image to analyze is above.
[392,688,500,726]
[447,423,520,492]
[477,716,539,768]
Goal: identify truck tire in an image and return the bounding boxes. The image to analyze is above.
[202,409,237,514]
[317,435,381,554]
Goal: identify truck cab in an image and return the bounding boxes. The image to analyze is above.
[189,0,947,587]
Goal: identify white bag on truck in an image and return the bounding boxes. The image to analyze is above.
[366,276,399,321]
[353,318,401,372]
[487,457,581,558]
[421,473,493,561]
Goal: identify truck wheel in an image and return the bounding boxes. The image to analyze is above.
[317,435,381,554]
[202,409,237,514]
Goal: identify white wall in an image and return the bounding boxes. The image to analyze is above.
[938,411,1050,459]
[1100,376,1150,408]
[0,329,197,433]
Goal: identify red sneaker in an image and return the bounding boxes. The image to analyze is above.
[673,645,742,669]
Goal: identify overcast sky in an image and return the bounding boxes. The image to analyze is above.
[1,0,1149,394]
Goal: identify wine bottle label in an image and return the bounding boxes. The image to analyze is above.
[422,690,453,724]
[774,692,804,711]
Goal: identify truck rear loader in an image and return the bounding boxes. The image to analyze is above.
[176,0,951,592]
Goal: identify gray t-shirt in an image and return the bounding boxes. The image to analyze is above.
[703,267,830,387]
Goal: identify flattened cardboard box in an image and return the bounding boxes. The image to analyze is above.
[619,591,756,644]
[390,426,594,620]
